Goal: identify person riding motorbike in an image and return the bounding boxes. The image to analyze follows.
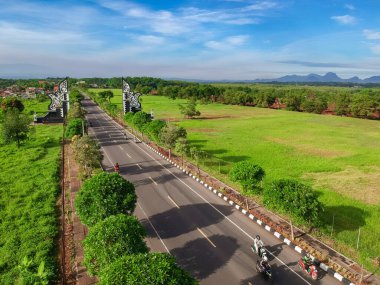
[259,259,270,274]
[114,162,120,173]
[253,235,264,256]
[302,254,313,272]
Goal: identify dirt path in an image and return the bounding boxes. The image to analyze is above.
[61,142,96,285]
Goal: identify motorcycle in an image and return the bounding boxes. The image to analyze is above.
[255,260,273,284]
[298,258,318,280]
[251,243,269,262]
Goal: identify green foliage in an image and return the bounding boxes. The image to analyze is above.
[99,253,198,285]
[263,179,323,225]
[36,93,49,103]
[284,93,303,111]
[229,161,265,193]
[178,98,201,118]
[1,97,25,112]
[83,214,148,276]
[159,123,187,149]
[67,102,85,120]
[75,172,137,227]
[0,124,62,284]
[98,90,114,102]
[301,95,328,114]
[124,112,135,124]
[1,109,31,147]
[143,120,166,142]
[69,89,84,104]
[65,118,84,138]
[16,257,49,285]
[131,111,151,131]
[71,135,103,178]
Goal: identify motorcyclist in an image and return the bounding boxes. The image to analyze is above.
[302,254,312,272]
[253,235,264,255]
[114,162,120,173]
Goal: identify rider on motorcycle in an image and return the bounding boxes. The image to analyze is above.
[302,254,313,272]
[259,259,271,274]
[114,162,120,173]
[253,235,264,256]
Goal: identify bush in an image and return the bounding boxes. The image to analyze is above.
[83,214,148,276]
[131,111,151,131]
[229,161,265,193]
[263,179,323,225]
[65,118,83,138]
[143,119,166,142]
[99,253,198,285]
[75,172,137,227]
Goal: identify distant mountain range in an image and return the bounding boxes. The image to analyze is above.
[253,72,380,84]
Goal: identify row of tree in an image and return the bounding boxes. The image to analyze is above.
[229,161,323,226]
[74,172,197,284]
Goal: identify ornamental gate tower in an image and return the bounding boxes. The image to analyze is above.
[35,78,70,123]
[122,78,141,114]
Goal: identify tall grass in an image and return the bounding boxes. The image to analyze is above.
[0,123,62,284]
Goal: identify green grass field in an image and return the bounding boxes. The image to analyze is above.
[91,88,380,271]
[0,109,62,283]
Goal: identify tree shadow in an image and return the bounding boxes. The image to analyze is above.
[171,234,238,280]
[220,155,251,163]
[142,203,234,239]
[188,139,208,148]
[322,205,368,233]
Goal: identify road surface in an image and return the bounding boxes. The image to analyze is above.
[83,98,341,285]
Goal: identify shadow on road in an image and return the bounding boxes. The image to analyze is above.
[142,203,234,239]
[171,234,238,280]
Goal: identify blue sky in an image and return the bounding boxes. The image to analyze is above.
[0,0,380,79]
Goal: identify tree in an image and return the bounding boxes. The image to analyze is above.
[1,109,30,147]
[65,118,84,138]
[75,172,137,226]
[83,214,148,276]
[159,123,187,159]
[178,98,201,119]
[143,120,166,142]
[71,135,103,178]
[175,137,189,167]
[284,93,303,111]
[189,147,207,175]
[98,90,114,102]
[99,253,198,285]
[334,93,351,116]
[67,102,85,119]
[263,179,323,225]
[0,97,24,112]
[229,161,265,193]
[131,111,151,131]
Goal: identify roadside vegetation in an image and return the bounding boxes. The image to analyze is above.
[87,88,380,272]
[0,97,62,284]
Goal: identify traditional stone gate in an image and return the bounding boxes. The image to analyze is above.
[122,78,141,114]
[35,78,70,123]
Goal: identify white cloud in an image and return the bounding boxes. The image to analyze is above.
[137,35,165,45]
[363,29,380,40]
[345,4,355,10]
[331,15,357,25]
[205,35,249,50]
[370,45,380,54]
[243,1,278,11]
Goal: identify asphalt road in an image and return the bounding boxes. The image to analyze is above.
[83,98,341,285]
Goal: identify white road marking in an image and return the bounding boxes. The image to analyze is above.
[167,195,180,209]
[90,103,312,285]
[126,152,132,158]
[137,202,170,253]
[149,176,158,185]
[130,140,312,285]
[197,227,217,248]
[136,163,142,169]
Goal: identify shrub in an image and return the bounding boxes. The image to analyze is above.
[99,253,198,285]
[65,118,83,138]
[263,179,323,225]
[229,161,265,193]
[131,111,151,131]
[143,120,166,142]
[83,214,148,276]
[75,172,137,227]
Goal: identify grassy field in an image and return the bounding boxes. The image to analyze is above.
[0,109,62,283]
[91,89,380,271]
